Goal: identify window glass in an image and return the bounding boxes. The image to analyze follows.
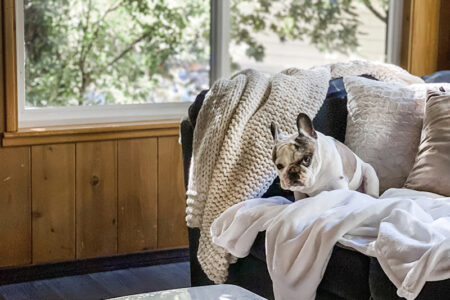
[230,0,389,74]
[22,0,210,107]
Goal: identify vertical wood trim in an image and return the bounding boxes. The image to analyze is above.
[400,0,411,70]
[76,141,118,259]
[157,136,188,249]
[0,1,5,134]
[407,0,441,76]
[32,144,76,264]
[3,0,18,132]
[437,0,450,70]
[118,138,158,253]
[0,147,31,267]
[406,0,415,72]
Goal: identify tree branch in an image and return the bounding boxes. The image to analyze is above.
[77,0,93,104]
[80,2,122,67]
[361,0,387,23]
[77,1,122,105]
[101,31,152,72]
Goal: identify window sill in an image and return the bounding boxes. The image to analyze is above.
[2,119,181,147]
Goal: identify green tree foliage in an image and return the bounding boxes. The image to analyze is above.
[24,0,209,106]
[231,0,388,62]
[23,0,387,107]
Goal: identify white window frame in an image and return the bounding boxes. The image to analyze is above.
[15,0,230,128]
[16,0,400,128]
[386,0,404,66]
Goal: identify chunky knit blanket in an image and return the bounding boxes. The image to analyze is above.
[185,60,423,283]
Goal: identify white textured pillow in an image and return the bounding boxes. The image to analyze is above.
[343,76,426,193]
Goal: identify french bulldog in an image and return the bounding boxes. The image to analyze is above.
[271,113,379,200]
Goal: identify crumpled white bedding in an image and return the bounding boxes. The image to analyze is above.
[210,188,450,300]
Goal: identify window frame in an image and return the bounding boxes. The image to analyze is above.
[15,0,224,128]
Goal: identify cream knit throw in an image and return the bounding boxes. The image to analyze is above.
[185,61,423,283]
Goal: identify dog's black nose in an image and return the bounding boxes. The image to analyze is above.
[288,171,299,182]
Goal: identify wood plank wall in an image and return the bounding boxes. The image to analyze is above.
[0,147,31,267]
[437,0,450,70]
[0,136,187,268]
[403,0,450,75]
[0,1,5,133]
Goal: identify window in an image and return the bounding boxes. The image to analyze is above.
[15,0,402,128]
[16,0,210,127]
[229,0,401,73]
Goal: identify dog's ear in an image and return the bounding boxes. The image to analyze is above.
[270,122,280,141]
[297,113,317,139]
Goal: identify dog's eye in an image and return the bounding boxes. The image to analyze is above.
[302,155,312,166]
[276,163,284,170]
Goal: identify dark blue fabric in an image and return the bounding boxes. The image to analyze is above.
[313,78,348,143]
[313,75,376,143]
[423,70,450,83]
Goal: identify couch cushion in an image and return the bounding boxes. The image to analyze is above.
[313,78,348,143]
[423,70,450,83]
[249,232,267,262]
[343,75,427,192]
[369,257,450,300]
[405,88,450,196]
[188,89,208,128]
[318,246,371,300]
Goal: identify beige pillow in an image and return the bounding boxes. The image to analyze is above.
[344,76,426,193]
[405,89,450,196]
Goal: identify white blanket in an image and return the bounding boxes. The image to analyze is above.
[211,188,450,300]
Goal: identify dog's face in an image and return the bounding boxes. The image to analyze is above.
[271,113,318,191]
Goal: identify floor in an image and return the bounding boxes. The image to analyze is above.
[0,262,190,300]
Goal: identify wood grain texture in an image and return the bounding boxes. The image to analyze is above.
[408,0,441,76]
[437,0,450,70]
[400,0,412,70]
[2,127,179,147]
[118,138,158,253]
[32,144,75,264]
[157,137,188,249]
[0,147,31,267]
[0,1,5,133]
[9,120,180,136]
[76,141,118,259]
[3,0,18,132]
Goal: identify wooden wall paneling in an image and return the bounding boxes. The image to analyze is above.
[407,0,441,76]
[0,0,5,133]
[0,147,30,267]
[2,127,180,147]
[3,0,18,132]
[157,136,188,249]
[437,0,450,70]
[31,144,75,264]
[400,0,412,70]
[76,141,118,259]
[118,138,158,253]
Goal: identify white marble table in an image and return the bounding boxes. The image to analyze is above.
[108,284,266,300]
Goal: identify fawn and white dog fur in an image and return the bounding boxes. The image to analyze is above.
[271,113,379,200]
